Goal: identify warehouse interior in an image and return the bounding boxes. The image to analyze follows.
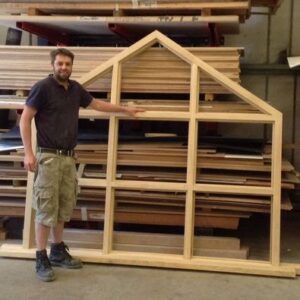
[0,0,300,298]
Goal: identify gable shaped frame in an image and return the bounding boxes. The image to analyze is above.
[0,31,294,277]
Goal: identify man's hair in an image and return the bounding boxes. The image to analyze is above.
[50,48,74,64]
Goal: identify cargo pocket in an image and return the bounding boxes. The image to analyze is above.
[35,154,56,188]
[33,188,54,213]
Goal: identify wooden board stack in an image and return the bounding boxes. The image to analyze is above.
[0,138,297,229]
[0,1,284,18]
[0,1,251,20]
[0,46,242,94]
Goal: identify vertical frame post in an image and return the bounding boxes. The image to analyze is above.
[184,64,199,259]
[22,121,36,248]
[270,114,282,266]
[103,62,122,254]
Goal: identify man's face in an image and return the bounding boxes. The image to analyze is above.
[52,54,73,81]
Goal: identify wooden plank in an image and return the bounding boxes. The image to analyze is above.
[22,121,36,249]
[112,180,187,191]
[63,230,248,259]
[103,62,121,254]
[63,229,241,250]
[195,184,273,195]
[196,112,273,123]
[184,64,199,259]
[0,244,295,278]
[270,113,282,266]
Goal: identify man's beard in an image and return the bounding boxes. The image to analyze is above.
[54,71,71,82]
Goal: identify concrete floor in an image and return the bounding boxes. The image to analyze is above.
[0,258,300,300]
[2,212,300,299]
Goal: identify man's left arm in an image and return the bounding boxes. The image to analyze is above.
[88,98,144,117]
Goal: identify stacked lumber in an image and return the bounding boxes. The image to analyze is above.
[0,46,241,94]
[0,131,296,189]
[0,1,285,18]
[0,1,283,19]
[0,136,297,230]
[63,229,249,259]
[0,1,283,47]
[0,1,251,21]
[72,142,294,175]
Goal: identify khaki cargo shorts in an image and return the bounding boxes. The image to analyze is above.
[33,152,78,227]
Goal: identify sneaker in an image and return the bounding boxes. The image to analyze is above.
[49,241,82,269]
[36,249,56,282]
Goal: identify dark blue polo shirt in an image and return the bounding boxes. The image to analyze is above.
[26,75,93,150]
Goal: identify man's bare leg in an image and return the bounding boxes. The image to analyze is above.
[51,221,64,243]
[35,222,50,250]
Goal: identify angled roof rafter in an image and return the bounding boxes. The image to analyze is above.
[78,30,160,87]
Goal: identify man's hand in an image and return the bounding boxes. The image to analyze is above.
[123,107,145,117]
[24,153,37,172]
[89,99,145,117]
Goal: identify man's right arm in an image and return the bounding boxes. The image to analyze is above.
[20,105,37,172]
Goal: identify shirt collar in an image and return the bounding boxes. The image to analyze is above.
[48,74,74,88]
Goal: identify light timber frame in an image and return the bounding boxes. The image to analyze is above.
[0,31,295,277]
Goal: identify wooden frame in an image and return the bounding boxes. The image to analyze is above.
[0,31,295,277]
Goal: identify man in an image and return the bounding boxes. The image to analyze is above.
[20,48,143,282]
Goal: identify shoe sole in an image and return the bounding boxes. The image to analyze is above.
[50,261,83,269]
[36,274,56,282]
